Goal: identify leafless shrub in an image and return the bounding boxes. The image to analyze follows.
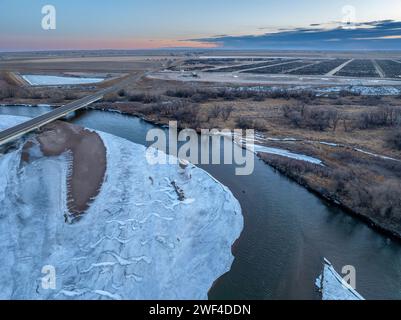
[368,181,401,221]
[164,88,316,103]
[386,128,401,150]
[357,106,401,129]
[221,105,234,121]
[29,91,44,99]
[128,93,160,104]
[49,92,65,103]
[0,86,17,99]
[339,90,361,97]
[306,108,335,131]
[252,93,266,102]
[64,91,78,100]
[191,93,209,103]
[151,100,200,128]
[282,105,339,131]
[166,88,196,99]
[175,105,200,126]
[236,116,254,129]
[206,105,234,122]
[362,96,382,106]
[261,154,329,180]
[103,92,119,102]
[209,105,223,119]
[236,116,266,130]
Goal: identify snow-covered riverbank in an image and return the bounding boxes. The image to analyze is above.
[0,115,243,300]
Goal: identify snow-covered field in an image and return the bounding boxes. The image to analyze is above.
[22,75,104,86]
[0,115,243,300]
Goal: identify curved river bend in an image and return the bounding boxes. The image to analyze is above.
[1,105,401,300]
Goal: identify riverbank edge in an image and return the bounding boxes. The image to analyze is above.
[260,157,401,242]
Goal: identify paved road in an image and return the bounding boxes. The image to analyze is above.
[0,73,140,146]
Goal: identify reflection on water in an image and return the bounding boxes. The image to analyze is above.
[1,105,401,300]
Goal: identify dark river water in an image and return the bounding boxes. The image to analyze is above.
[1,105,401,300]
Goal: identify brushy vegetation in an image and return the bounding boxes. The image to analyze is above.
[103,90,161,104]
[138,100,201,128]
[0,85,85,102]
[165,88,316,104]
[282,104,401,138]
[386,128,401,150]
[357,106,401,129]
[206,105,234,122]
[236,116,266,131]
[282,104,340,131]
[261,153,401,231]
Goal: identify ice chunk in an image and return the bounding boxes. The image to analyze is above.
[316,259,364,300]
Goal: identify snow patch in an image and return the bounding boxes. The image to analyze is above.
[254,145,323,165]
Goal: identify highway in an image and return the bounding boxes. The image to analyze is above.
[0,74,139,146]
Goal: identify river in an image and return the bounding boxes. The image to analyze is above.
[1,104,401,300]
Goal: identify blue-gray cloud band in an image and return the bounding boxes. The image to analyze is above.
[193,20,401,50]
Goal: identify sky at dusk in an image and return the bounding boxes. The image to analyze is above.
[2,0,401,51]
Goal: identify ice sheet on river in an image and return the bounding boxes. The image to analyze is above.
[254,145,323,165]
[0,114,31,130]
[0,115,243,300]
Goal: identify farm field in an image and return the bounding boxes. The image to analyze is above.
[187,58,269,65]
[207,59,291,72]
[288,59,348,75]
[177,57,401,79]
[170,57,273,71]
[242,61,309,74]
[376,60,401,78]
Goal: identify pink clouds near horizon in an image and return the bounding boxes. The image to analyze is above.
[0,36,219,51]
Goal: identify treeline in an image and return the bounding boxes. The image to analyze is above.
[282,104,340,131]
[165,88,317,103]
[356,106,401,129]
[0,85,81,103]
[103,89,161,104]
[137,100,200,128]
